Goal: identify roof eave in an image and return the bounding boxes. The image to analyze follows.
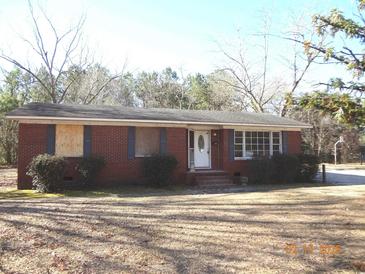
[6,115,313,129]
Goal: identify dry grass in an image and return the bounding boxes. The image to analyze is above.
[0,184,364,273]
[0,167,16,188]
[323,163,365,170]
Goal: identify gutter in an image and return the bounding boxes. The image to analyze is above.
[6,115,313,129]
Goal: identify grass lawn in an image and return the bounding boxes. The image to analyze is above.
[0,183,364,273]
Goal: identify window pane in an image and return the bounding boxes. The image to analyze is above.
[235,131,243,137]
[235,137,243,144]
[235,150,243,157]
[136,127,160,156]
[235,144,242,151]
[244,131,283,158]
[55,125,84,157]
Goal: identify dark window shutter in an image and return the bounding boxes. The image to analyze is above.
[228,129,234,161]
[128,126,135,160]
[160,128,167,154]
[84,125,92,157]
[47,125,55,155]
[282,131,289,154]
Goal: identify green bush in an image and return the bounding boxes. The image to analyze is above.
[142,154,178,187]
[76,155,105,187]
[248,153,318,184]
[296,154,319,182]
[271,154,300,184]
[248,158,273,184]
[26,154,66,193]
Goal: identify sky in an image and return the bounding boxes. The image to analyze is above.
[0,0,359,92]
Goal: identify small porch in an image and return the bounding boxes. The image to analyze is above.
[186,128,233,187]
[187,128,222,171]
[186,169,235,187]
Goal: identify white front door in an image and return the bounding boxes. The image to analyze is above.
[194,130,210,168]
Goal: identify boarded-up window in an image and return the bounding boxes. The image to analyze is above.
[135,127,160,157]
[55,125,84,157]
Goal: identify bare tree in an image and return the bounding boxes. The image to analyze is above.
[0,1,87,103]
[279,16,324,117]
[0,1,122,104]
[216,15,284,113]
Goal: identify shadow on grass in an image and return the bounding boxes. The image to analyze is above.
[0,185,189,199]
[0,184,362,273]
[63,185,189,198]
[1,181,356,200]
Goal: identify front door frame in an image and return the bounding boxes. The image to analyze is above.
[188,129,211,169]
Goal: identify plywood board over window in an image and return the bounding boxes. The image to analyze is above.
[135,127,160,157]
[55,125,84,157]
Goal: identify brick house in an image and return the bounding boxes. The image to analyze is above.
[7,103,311,189]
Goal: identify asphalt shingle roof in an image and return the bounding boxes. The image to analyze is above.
[6,103,311,128]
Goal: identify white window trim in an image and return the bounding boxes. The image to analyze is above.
[234,130,282,160]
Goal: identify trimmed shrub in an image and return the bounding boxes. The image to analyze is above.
[248,153,318,184]
[142,154,178,187]
[296,154,319,182]
[76,155,105,187]
[271,154,300,184]
[248,158,273,184]
[27,154,66,193]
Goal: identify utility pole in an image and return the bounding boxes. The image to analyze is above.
[334,136,344,165]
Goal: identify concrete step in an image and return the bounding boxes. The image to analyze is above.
[187,170,237,187]
[196,175,235,187]
[196,178,233,184]
[195,175,231,181]
[189,170,228,176]
[197,182,236,188]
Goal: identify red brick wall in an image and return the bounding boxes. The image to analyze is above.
[17,124,189,189]
[18,124,48,189]
[220,129,250,177]
[166,128,188,183]
[91,125,141,183]
[17,123,301,188]
[210,129,221,170]
[90,126,188,184]
[287,131,302,154]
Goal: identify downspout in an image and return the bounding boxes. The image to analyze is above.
[217,129,221,170]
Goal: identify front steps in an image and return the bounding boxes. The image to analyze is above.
[187,170,236,188]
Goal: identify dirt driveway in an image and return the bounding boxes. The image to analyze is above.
[0,183,364,273]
